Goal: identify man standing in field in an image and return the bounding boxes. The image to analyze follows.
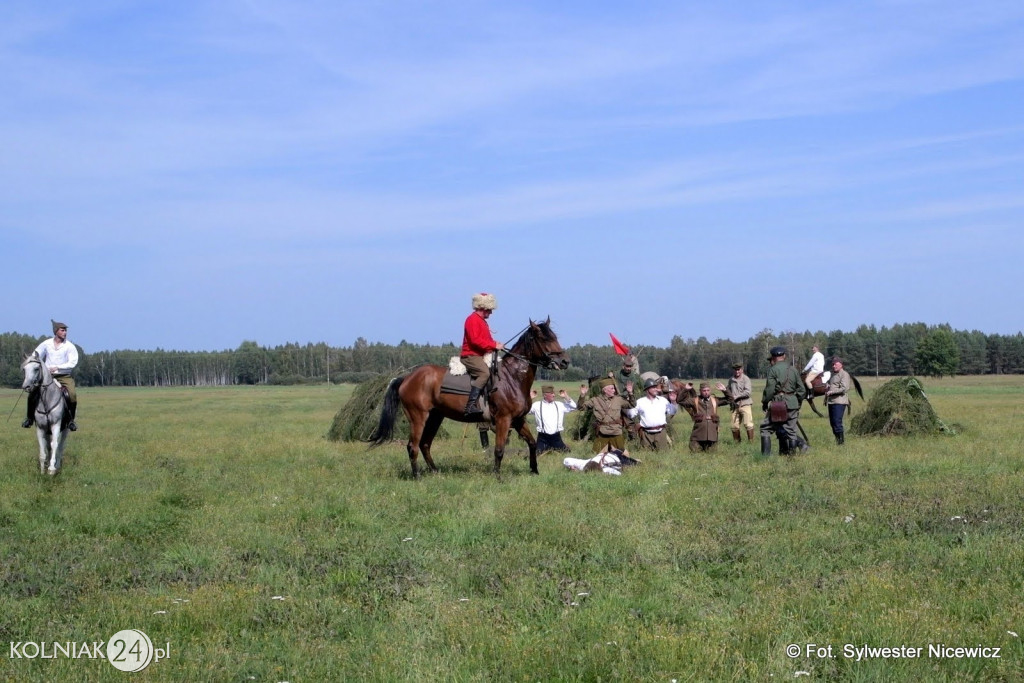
[717,362,754,443]
[24,319,80,431]
[626,378,677,450]
[803,344,825,390]
[578,377,636,453]
[680,382,721,452]
[825,357,853,445]
[529,385,577,454]
[760,346,808,456]
[461,292,504,416]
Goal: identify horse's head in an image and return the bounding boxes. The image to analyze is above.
[520,317,569,371]
[21,352,43,390]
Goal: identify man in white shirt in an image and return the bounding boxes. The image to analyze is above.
[626,378,678,450]
[24,319,80,431]
[529,385,577,454]
[803,345,825,390]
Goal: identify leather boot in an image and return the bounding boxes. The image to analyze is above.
[746,427,755,442]
[835,432,844,446]
[779,437,791,456]
[464,387,483,415]
[794,438,810,454]
[22,389,38,428]
[731,429,741,443]
[760,435,772,457]
[479,429,489,447]
[68,401,78,432]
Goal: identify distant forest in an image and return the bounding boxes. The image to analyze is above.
[3,323,1022,388]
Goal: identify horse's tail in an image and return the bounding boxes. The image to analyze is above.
[851,374,864,401]
[368,376,404,446]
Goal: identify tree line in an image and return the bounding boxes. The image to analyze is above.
[2,324,1022,389]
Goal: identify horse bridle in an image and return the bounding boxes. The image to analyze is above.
[23,357,64,421]
[500,324,566,370]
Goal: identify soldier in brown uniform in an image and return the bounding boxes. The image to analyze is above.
[717,362,754,442]
[578,377,636,453]
[680,382,721,452]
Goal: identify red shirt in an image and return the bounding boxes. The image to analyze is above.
[461,311,497,357]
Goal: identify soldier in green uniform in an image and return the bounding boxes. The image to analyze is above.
[759,346,809,456]
[578,377,636,453]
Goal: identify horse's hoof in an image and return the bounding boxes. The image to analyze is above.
[47,467,58,476]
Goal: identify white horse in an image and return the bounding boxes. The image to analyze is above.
[21,352,70,475]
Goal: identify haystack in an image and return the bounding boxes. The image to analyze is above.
[850,376,955,436]
[326,375,454,443]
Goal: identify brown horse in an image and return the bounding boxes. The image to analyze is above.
[800,370,864,417]
[369,318,569,477]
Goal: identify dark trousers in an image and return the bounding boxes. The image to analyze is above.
[536,431,569,454]
[760,409,801,451]
[828,404,847,436]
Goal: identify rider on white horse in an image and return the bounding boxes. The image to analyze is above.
[23,319,79,432]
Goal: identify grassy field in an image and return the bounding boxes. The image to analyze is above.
[1,376,1023,682]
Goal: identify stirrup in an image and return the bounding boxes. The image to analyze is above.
[68,421,78,432]
[22,418,33,428]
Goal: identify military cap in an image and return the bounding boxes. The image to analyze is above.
[598,377,616,388]
[731,362,743,369]
[770,346,787,357]
[699,382,711,389]
[52,319,68,333]
[541,385,555,393]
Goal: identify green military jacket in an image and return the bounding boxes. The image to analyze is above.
[761,360,807,410]
[581,393,636,437]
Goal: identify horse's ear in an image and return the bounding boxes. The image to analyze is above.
[543,316,551,325]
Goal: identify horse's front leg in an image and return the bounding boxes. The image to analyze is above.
[54,429,68,473]
[47,424,62,474]
[36,427,48,474]
[492,415,513,475]
[512,417,539,475]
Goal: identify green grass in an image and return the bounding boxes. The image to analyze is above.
[1,378,1022,681]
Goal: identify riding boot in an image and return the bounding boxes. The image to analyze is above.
[731,428,742,443]
[479,429,489,448]
[22,389,39,428]
[746,427,755,442]
[779,437,791,456]
[464,387,483,416]
[68,401,78,432]
[835,432,844,446]
[760,436,772,457]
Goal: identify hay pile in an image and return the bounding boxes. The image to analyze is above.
[326,375,454,443]
[850,376,956,436]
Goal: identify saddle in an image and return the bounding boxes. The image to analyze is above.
[442,354,498,421]
[441,352,497,396]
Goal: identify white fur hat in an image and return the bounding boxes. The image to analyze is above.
[472,292,497,310]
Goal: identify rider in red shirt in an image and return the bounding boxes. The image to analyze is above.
[461,293,504,415]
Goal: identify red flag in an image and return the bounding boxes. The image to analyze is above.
[609,333,630,356]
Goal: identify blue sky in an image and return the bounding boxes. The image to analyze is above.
[3,1,1022,352]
